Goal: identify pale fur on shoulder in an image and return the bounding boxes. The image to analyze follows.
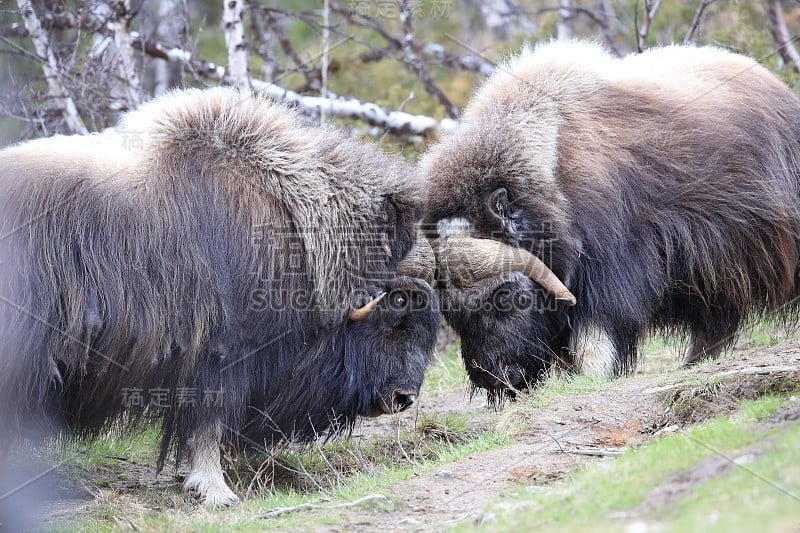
[119,87,425,315]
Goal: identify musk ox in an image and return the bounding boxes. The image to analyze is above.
[422,41,800,400]
[0,87,439,505]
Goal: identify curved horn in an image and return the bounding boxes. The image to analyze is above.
[396,240,436,285]
[349,292,387,321]
[434,235,576,306]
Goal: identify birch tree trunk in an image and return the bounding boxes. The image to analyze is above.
[110,0,141,107]
[223,0,251,90]
[16,0,87,134]
[154,0,184,95]
[557,0,573,41]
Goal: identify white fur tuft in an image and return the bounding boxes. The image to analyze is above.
[569,325,617,377]
[183,423,240,507]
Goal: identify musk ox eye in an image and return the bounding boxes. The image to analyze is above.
[492,286,515,313]
[490,282,534,314]
[390,291,407,310]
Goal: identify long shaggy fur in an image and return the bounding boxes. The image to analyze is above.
[0,87,438,471]
[422,41,800,395]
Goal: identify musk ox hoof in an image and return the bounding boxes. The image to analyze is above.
[184,473,240,507]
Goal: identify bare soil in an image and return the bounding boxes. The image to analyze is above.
[28,340,800,531]
[322,342,800,531]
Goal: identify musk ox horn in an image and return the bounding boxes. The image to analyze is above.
[396,240,436,285]
[433,235,576,306]
[349,292,387,321]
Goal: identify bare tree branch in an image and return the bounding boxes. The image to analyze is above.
[263,9,321,90]
[594,0,623,57]
[15,0,87,134]
[767,0,800,74]
[223,0,251,90]
[245,0,278,82]
[418,43,496,76]
[0,10,78,38]
[397,0,459,119]
[321,0,330,123]
[636,0,662,52]
[683,0,715,45]
[326,1,494,76]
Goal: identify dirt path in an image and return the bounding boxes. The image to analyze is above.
[323,343,800,531]
[29,341,800,530]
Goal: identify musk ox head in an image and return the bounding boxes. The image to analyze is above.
[347,240,438,416]
[441,270,565,402]
[430,222,574,401]
[419,117,581,398]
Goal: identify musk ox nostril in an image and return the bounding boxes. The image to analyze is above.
[392,391,417,411]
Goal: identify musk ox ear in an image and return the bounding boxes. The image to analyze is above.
[382,194,419,265]
[487,187,509,224]
[486,187,521,238]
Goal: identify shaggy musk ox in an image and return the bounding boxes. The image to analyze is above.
[0,87,439,505]
[422,41,800,400]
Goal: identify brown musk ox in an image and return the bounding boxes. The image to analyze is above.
[421,41,800,402]
[0,87,439,506]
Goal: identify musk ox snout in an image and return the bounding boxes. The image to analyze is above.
[440,271,564,399]
[347,275,438,418]
[372,389,418,416]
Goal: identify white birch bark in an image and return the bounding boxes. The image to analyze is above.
[556,0,572,41]
[135,36,456,136]
[16,0,88,134]
[109,0,141,107]
[222,0,251,90]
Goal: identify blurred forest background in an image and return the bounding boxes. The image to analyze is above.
[0,0,799,149]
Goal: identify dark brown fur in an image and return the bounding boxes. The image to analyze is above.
[422,42,800,397]
[0,88,438,473]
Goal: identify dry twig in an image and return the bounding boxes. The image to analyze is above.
[257,493,388,519]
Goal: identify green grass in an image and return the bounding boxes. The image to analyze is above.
[57,408,506,531]
[505,372,613,422]
[475,395,800,532]
[61,427,161,468]
[422,340,468,396]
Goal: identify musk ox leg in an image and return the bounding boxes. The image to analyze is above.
[683,307,741,366]
[684,332,733,366]
[569,325,618,378]
[183,422,239,507]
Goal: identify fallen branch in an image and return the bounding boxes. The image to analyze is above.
[133,35,457,136]
[257,493,388,519]
[642,364,800,394]
[567,447,626,457]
